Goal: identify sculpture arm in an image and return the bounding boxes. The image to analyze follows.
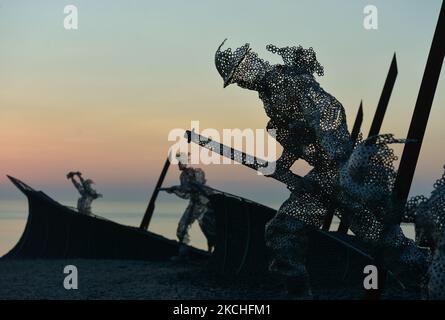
[70,177,84,193]
[304,86,352,162]
[166,186,191,200]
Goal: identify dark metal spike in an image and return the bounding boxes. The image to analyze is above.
[140,157,171,230]
[323,101,364,231]
[393,1,445,207]
[351,101,364,142]
[368,53,398,138]
[338,53,398,234]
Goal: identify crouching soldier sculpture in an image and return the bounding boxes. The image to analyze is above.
[215,40,428,297]
[164,154,216,254]
[67,171,102,215]
[405,166,445,299]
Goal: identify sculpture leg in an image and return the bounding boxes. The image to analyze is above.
[265,191,325,298]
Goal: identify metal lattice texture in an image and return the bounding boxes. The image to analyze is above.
[338,134,406,242]
[68,173,102,215]
[169,166,216,250]
[215,41,427,283]
[406,167,445,299]
[216,41,352,170]
[339,135,404,206]
[406,166,445,244]
[265,212,311,280]
[216,41,405,232]
[428,237,445,299]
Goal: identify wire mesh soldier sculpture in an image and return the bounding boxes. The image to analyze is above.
[215,40,428,296]
[67,171,102,215]
[165,153,216,254]
[405,166,445,299]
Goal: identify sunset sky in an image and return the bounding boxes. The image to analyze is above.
[0,0,444,207]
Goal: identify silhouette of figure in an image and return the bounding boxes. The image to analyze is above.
[406,166,445,299]
[215,40,427,296]
[67,171,102,215]
[165,154,216,253]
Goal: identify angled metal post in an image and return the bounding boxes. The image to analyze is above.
[322,102,363,231]
[351,101,364,142]
[368,54,398,137]
[140,157,171,230]
[338,54,398,234]
[393,1,445,208]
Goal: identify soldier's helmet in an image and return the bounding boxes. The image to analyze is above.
[215,39,251,88]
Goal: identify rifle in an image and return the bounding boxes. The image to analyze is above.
[184,129,309,192]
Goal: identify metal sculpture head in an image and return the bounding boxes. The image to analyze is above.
[215,39,251,88]
[215,40,325,91]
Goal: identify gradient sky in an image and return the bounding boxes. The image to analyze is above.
[0,0,444,208]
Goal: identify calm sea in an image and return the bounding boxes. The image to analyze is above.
[0,199,416,257]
